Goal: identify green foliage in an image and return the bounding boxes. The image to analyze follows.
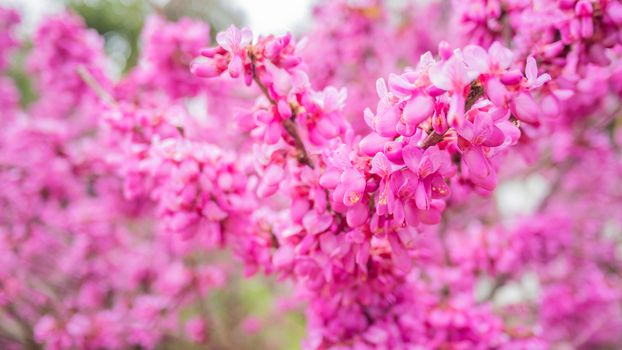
[67,0,245,72]
[7,45,37,107]
[68,0,147,72]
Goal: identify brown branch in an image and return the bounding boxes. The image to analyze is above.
[438,216,454,267]
[420,80,485,149]
[250,64,276,105]
[3,305,40,350]
[465,81,485,111]
[482,274,510,302]
[537,159,574,212]
[76,66,116,106]
[282,119,315,168]
[420,131,445,149]
[249,52,314,168]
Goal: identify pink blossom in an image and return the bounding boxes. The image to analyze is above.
[2,2,622,349]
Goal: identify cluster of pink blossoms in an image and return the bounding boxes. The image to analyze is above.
[127,15,211,99]
[0,7,19,121]
[299,0,445,132]
[0,11,245,350]
[190,17,559,346]
[26,12,110,123]
[1,0,622,349]
[0,7,18,70]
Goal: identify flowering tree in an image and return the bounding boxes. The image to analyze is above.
[1,1,622,349]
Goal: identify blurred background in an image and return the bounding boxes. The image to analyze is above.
[3,0,312,74]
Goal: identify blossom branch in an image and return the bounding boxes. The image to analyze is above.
[249,52,314,168]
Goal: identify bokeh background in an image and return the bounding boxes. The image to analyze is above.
[2,0,314,103]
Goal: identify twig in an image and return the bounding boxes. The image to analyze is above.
[249,52,314,168]
[76,66,116,106]
[3,305,40,350]
[250,62,276,105]
[438,216,454,267]
[420,131,445,149]
[482,274,510,302]
[537,158,574,212]
[465,81,485,111]
[282,119,315,168]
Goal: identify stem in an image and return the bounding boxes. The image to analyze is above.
[465,81,485,111]
[3,305,40,350]
[420,80,485,149]
[482,274,510,302]
[537,159,574,212]
[438,217,454,267]
[250,62,276,105]
[191,276,212,345]
[499,7,513,48]
[249,52,314,168]
[76,66,116,106]
[419,131,445,149]
[282,119,315,168]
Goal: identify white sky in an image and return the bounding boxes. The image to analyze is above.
[0,0,312,34]
[234,0,312,34]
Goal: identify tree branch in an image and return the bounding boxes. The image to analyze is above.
[249,52,314,168]
[76,66,116,106]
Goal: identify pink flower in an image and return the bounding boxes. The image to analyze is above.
[524,56,551,89]
[4,3,621,350]
[241,317,262,334]
[186,317,208,343]
[338,168,366,207]
[402,93,435,130]
[216,25,253,54]
[458,110,506,148]
[461,146,496,191]
[216,25,252,78]
[463,42,513,75]
[402,145,451,209]
[510,92,540,124]
[429,55,479,125]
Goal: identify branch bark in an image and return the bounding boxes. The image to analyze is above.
[76,66,116,106]
[249,53,314,168]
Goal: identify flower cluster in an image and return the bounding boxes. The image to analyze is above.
[130,15,211,99]
[0,7,20,121]
[0,7,19,70]
[27,12,110,121]
[300,0,442,132]
[1,1,622,349]
[189,17,559,347]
